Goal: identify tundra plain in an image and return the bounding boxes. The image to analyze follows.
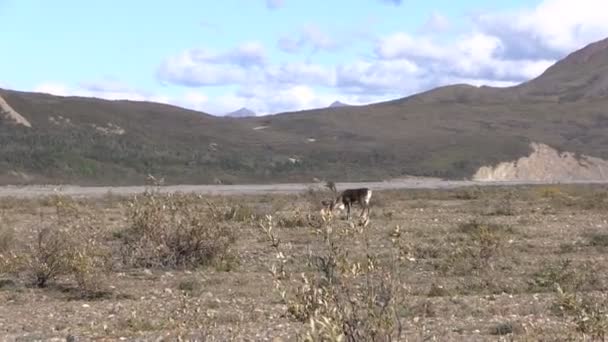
[1,183,608,341]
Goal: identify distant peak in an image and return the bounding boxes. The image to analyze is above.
[329,100,350,108]
[226,107,256,117]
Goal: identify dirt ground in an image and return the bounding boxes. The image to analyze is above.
[1,184,608,341]
[2,179,607,198]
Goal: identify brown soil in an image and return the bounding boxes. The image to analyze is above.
[1,184,608,340]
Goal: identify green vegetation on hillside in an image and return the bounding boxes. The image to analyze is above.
[2,38,608,185]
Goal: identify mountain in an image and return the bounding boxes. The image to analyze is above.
[2,37,608,185]
[227,107,256,117]
[516,37,608,101]
[328,101,350,108]
[410,37,608,105]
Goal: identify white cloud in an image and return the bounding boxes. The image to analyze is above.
[376,33,448,61]
[278,24,338,54]
[157,42,267,87]
[179,91,210,111]
[34,83,71,96]
[266,62,335,86]
[421,12,450,33]
[32,80,337,116]
[33,81,171,105]
[156,32,556,113]
[79,79,134,93]
[242,85,324,114]
[473,0,608,60]
[229,84,396,115]
[375,31,556,84]
[336,59,420,94]
[153,0,608,115]
[189,85,333,115]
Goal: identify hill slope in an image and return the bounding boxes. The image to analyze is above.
[2,37,608,185]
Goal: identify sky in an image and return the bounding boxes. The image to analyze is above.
[1,0,608,116]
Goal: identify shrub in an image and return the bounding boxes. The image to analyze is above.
[177,277,203,295]
[259,215,406,341]
[529,259,594,293]
[1,196,110,295]
[554,286,608,340]
[119,190,236,269]
[588,233,608,248]
[0,223,15,253]
[576,190,608,210]
[303,185,335,212]
[490,322,514,336]
[211,201,258,222]
[482,190,517,216]
[276,209,309,229]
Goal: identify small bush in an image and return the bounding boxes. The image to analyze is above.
[537,186,567,199]
[482,190,517,216]
[437,220,513,276]
[277,209,308,229]
[427,283,450,297]
[260,215,405,341]
[303,185,334,211]
[28,226,75,288]
[529,259,593,293]
[1,196,110,295]
[458,220,511,260]
[588,233,608,248]
[119,190,236,269]
[177,277,203,295]
[577,190,608,210]
[490,322,514,336]
[0,224,15,253]
[554,286,608,340]
[454,187,482,200]
[207,198,260,223]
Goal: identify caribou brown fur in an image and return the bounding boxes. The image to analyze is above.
[330,188,372,220]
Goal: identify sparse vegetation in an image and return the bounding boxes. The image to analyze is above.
[435,219,514,277]
[490,322,514,336]
[260,214,405,341]
[588,233,608,248]
[554,286,608,341]
[0,184,607,339]
[119,189,236,269]
[6,43,608,187]
[0,195,110,296]
[0,223,15,253]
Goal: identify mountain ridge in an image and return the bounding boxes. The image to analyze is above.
[2,37,608,185]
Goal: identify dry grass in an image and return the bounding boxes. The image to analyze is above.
[0,184,608,340]
[0,195,111,296]
[118,189,237,269]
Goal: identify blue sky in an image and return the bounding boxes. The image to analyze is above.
[1,0,608,115]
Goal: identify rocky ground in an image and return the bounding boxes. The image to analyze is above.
[0,184,607,341]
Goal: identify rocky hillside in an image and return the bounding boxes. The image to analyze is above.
[0,94,31,127]
[473,143,608,181]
